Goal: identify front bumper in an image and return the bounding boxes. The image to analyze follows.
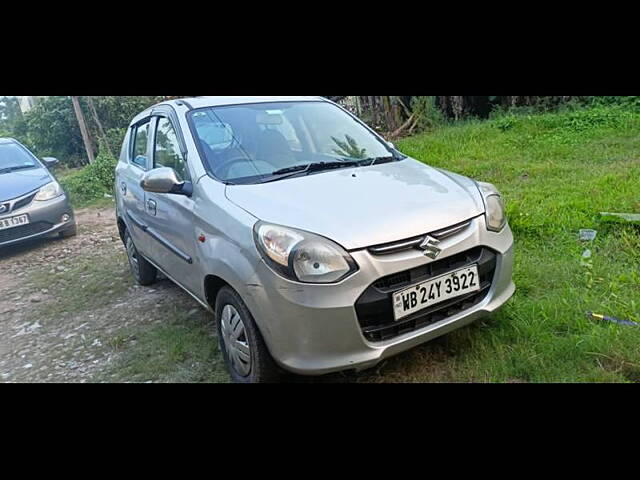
[0,194,75,248]
[243,215,515,376]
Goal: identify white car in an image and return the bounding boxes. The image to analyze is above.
[115,96,515,382]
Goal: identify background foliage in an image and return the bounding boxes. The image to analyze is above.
[58,151,118,206]
[0,96,166,167]
[1,95,639,208]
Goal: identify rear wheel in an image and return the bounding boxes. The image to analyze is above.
[124,230,157,286]
[215,286,280,383]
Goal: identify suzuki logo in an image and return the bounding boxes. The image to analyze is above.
[0,204,7,214]
[419,235,442,259]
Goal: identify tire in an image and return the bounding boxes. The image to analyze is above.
[215,286,280,383]
[124,229,157,286]
[59,223,77,238]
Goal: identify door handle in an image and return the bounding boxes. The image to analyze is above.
[147,199,157,216]
[120,182,127,195]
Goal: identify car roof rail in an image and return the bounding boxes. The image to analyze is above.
[175,99,194,111]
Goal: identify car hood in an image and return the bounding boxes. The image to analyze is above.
[225,158,486,250]
[0,167,51,201]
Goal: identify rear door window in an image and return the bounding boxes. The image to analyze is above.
[131,121,150,169]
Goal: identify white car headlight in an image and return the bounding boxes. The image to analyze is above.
[254,222,358,283]
[34,181,64,201]
[477,181,507,232]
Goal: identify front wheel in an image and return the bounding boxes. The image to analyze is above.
[215,287,280,383]
[59,223,77,238]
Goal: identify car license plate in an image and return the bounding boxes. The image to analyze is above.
[392,265,480,321]
[0,214,30,231]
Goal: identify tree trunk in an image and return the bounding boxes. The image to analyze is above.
[436,96,492,120]
[71,96,95,165]
[86,96,114,158]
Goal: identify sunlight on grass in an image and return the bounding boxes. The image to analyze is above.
[95,307,230,383]
[41,105,639,383]
[389,105,640,382]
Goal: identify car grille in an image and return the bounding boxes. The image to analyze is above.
[355,247,497,342]
[12,192,38,211]
[368,218,474,255]
[0,191,38,215]
[0,222,52,244]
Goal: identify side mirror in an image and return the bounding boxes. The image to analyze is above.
[140,167,192,196]
[42,157,59,168]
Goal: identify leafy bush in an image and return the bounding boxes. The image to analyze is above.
[411,96,445,131]
[21,96,87,166]
[105,127,126,159]
[494,114,518,132]
[60,152,117,206]
[587,96,640,108]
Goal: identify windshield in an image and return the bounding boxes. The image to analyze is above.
[188,101,396,184]
[0,142,38,173]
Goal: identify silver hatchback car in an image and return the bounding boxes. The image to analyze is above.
[115,96,515,382]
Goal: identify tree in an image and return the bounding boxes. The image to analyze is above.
[21,96,87,165]
[436,96,492,120]
[0,97,23,129]
[86,96,114,158]
[71,96,96,165]
[86,96,168,156]
[1,96,181,166]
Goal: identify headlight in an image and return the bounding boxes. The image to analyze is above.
[34,181,64,201]
[477,181,507,232]
[253,222,358,283]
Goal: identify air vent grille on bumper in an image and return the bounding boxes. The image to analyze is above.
[0,222,52,244]
[12,192,38,212]
[355,247,497,342]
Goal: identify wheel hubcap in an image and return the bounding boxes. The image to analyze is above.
[220,305,252,377]
[126,239,140,279]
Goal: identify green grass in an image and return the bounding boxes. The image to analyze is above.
[384,105,640,382]
[19,237,230,383]
[93,305,230,383]
[27,244,131,321]
[28,104,640,383]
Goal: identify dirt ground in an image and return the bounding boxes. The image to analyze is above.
[0,206,208,383]
[0,205,454,384]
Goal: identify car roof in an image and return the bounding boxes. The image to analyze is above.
[179,96,326,109]
[0,138,17,145]
[130,96,330,125]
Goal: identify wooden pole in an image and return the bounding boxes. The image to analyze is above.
[71,96,95,165]
[86,96,114,158]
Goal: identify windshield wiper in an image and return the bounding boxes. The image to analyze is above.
[365,155,397,166]
[271,164,311,176]
[0,165,35,174]
[259,161,360,184]
[306,160,360,173]
[256,164,312,184]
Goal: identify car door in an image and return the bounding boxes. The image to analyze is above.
[142,112,199,294]
[118,117,153,257]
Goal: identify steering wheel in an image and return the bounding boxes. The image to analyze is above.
[212,155,254,179]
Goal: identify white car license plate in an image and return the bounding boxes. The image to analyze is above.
[393,265,480,321]
[0,214,30,231]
